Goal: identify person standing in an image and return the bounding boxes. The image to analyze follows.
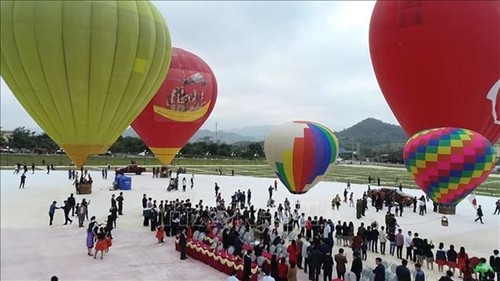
[67,193,76,216]
[274,179,278,191]
[190,174,194,189]
[405,231,413,261]
[379,226,387,255]
[302,237,311,274]
[373,257,385,281]
[182,177,186,192]
[48,201,59,227]
[243,250,252,281]
[335,248,348,280]
[490,249,500,281]
[396,259,411,281]
[351,252,363,281]
[31,162,35,174]
[215,182,220,197]
[475,205,484,224]
[322,253,333,281]
[116,192,124,215]
[268,185,273,200]
[247,189,252,205]
[19,172,26,189]
[179,227,187,260]
[111,194,117,210]
[62,200,73,225]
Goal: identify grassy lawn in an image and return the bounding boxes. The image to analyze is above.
[1,153,498,196]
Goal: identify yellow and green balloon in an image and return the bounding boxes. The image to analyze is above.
[1,0,172,167]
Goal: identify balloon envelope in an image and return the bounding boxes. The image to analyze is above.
[403,127,495,206]
[369,1,500,143]
[0,0,172,166]
[131,47,217,164]
[264,121,339,194]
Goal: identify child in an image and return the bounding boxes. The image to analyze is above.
[435,242,447,272]
[156,224,165,244]
[94,227,107,259]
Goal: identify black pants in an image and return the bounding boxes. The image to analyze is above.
[372,240,378,252]
[396,245,403,258]
[304,257,309,273]
[309,265,320,281]
[49,213,54,226]
[118,203,123,215]
[475,216,484,223]
[380,242,386,254]
[143,216,149,226]
[323,270,332,281]
[71,205,75,216]
[298,254,303,268]
[337,270,345,280]
[180,245,187,259]
[64,212,72,224]
[406,247,413,260]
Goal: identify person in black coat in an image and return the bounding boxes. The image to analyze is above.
[373,257,385,281]
[116,192,124,215]
[309,247,323,281]
[395,259,411,281]
[322,252,334,281]
[351,252,363,281]
[243,250,252,281]
[62,200,73,225]
[179,228,187,260]
[67,193,76,216]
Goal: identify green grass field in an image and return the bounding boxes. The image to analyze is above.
[1,153,499,196]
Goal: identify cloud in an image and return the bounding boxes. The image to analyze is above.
[0,1,398,134]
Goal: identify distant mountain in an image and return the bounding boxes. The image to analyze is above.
[189,129,259,144]
[227,125,274,141]
[336,118,407,148]
[122,119,408,146]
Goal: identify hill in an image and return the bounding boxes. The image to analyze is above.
[122,119,408,147]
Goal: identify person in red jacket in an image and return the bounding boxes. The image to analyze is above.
[277,257,289,281]
[287,240,299,265]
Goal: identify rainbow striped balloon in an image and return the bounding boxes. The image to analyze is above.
[403,127,495,206]
[264,121,339,194]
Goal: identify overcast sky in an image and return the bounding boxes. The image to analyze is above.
[0,1,398,133]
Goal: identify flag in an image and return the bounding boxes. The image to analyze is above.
[468,193,478,209]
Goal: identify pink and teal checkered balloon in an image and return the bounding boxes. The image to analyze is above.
[403,127,495,206]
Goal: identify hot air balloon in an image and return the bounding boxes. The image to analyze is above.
[403,128,495,214]
[131,48,217,164]
[369,1,500,143]
[264,121,339,194]
[0,0,172,167]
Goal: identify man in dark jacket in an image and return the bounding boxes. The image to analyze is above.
[179,227,187,260]
[243,250,252,281]
[490,249,500,281]
[116,192,124,215]
[351,252,363,281]
[62,200,73,225]
[373,257,385,281]
[309,247,323,281]
[322,252,334,281]
[396,259,411,281]
[67,193,76,216]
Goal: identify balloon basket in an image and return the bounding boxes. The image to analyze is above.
[79,183,92,194]
[438,204,456,215]
[441,216,449,227]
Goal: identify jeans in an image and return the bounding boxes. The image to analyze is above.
[380,242,386,254]
[396,245,403,258]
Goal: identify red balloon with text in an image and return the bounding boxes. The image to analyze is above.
[132,48,217,164]
[369,1,500,143]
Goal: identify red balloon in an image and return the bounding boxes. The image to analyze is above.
[132,48,217,164]
[369,1,500,143]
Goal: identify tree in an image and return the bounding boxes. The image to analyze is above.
[9,127,35,149]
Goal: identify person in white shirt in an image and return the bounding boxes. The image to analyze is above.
[299,213,306,236]
[379,226,388,255]
[302,237,311,274]
[405,231,413,261]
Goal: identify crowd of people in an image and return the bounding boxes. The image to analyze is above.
[40,168,500,281]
